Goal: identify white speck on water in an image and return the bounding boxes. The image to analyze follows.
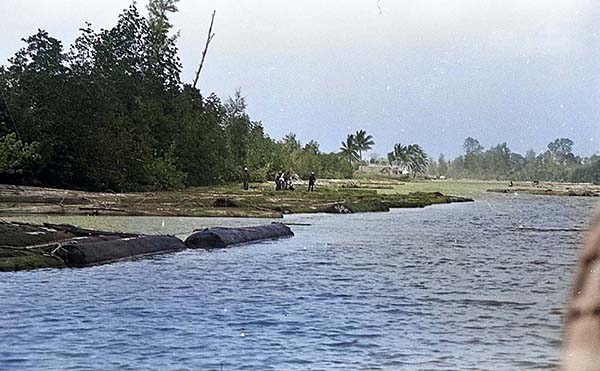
[240,332,246,337]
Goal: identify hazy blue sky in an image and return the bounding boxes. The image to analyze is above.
[1,0,598,158]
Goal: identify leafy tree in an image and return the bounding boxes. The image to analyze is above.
[547,138,575,166]
[463,137,484,155]
[224,89,251,175]
[0,133,40,176]
[463,137,483,176]
[483,143,512,179]
[437,154,448,176]
[171,89,228,185]
[146,0,181,87]
[572,159,600,184]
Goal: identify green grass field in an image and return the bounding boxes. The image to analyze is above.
[378,179,508,197]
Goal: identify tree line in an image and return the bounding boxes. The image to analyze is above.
[0,2,597,191]
[427,137,600,184]
[0,2,353,191]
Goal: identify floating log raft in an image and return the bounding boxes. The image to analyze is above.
[185,223,294,249]
[57,235,186,267]
[0,221,294,271]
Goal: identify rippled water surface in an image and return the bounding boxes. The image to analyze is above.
[1,194,598,370]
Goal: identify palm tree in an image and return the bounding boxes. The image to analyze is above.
[389,143,408,167]
[340,134,359,165]
[406,144,428,176]
[354,130,375,163]
[388,143,428,176]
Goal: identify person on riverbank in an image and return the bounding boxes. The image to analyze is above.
[279,172,286,190]
[275,172,282,190]
[308,172,316,192]
[242,167,249,190]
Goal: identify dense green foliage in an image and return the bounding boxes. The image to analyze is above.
[0,3,352,191]
[1,3,596,191]
[428,137,600,184]
[0,131,40,176]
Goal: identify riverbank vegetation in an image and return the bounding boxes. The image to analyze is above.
[1,2,597,194]
[0,180,473,218]
[0,2,354,192]
[426,137,599,184]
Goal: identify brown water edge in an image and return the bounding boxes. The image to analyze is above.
[0,181,473,218]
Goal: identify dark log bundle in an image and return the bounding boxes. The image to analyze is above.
[185,223,294,249]
[58,235,186,267]
[0,221,294,271]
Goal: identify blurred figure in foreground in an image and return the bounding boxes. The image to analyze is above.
[564,211,600,370]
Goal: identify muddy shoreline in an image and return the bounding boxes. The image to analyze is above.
[486,181,600,197]
[0,181,474,218]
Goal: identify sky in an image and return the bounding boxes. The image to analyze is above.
[1,0,599,159]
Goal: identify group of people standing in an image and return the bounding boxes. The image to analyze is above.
[275,171,294,191]
[241,167,316,192]
[274,171,316,192]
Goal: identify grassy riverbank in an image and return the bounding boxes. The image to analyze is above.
[0,179,475,218]
[1,179,597,219]
[356,177,600,198]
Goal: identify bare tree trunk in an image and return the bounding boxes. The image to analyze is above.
[192,10,216,89]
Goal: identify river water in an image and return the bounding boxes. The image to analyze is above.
[0,193,598,370]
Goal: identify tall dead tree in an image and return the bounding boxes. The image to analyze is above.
[192,10,216,89]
